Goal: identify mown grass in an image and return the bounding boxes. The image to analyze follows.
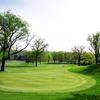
[0,60,99,100]
[68,64,100,100]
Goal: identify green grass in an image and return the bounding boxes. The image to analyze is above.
[68,64,100,100]
[0,61,99,100]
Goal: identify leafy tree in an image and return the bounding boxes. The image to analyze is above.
[0,11,34,71]
[31,37,48,66]
[88,32,100,64]
[47,53,51,63]
[13,51,27,61]
[81,52,95,65]
[64,52,77,64]
[63,52,67,63]
[51,51,77,64]
[51,51,58,63]
[57,51,64,63]
[72,46,85,66]
[25,51,34,63]
[41,51,52,63]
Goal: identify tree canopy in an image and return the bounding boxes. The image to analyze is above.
[88,32,100,64]
[31,37,48,66]
[0,11,33,71]
[72,46,85,66]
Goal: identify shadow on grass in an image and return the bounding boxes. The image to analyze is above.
[82,64,100,75]
[5,63,35,68]
[69,64,100,75]
[59,94,100,100]
[6,64,35,68]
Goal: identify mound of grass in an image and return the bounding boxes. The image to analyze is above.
[67,64,100,75]
[82,64,100,75]
[68,64,100,100]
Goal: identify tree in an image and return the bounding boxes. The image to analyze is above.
[64,52,77,64]
[25,51,34,63]
[0,11,34,71]
[31,37,48,66]
[47,53,51,63]
[88,32,100,64]
[51,51,58,63]
[72,46,85,66]
[57,51,64,63]
[41,51,51,63]
[81,52,95,65]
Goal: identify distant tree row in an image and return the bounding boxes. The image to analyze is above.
[11,50,96,65]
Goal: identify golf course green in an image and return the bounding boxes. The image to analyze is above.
[0,61,99,100]
[0,61,96,93]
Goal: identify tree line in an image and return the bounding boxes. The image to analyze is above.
[10,50,96,65]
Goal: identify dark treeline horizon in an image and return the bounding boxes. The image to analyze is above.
[10,50,99,65]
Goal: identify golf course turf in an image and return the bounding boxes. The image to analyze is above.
[0,61,99,100]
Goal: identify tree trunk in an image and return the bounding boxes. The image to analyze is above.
[1,58,6,71]
[78,55,80,66]
[48,56,50,63]
[95,55,98,64]
[53,58,55,63]
[35,54,38,67]
[1,47,6,71]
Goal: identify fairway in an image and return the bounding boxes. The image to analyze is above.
[0,63,96,93]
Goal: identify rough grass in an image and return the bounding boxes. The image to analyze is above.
[0,61,99,100]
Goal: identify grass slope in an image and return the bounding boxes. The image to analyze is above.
[68,64,100,100]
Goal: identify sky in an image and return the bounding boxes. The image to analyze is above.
[0,0,100,51]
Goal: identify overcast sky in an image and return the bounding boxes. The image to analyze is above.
[0,0,100,51]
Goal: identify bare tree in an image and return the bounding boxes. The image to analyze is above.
[0,11,34,71]
[31,37,48,66]
[88,32,100,64]
[72,46,85,66]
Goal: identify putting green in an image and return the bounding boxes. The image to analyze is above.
[0,66,96,93]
